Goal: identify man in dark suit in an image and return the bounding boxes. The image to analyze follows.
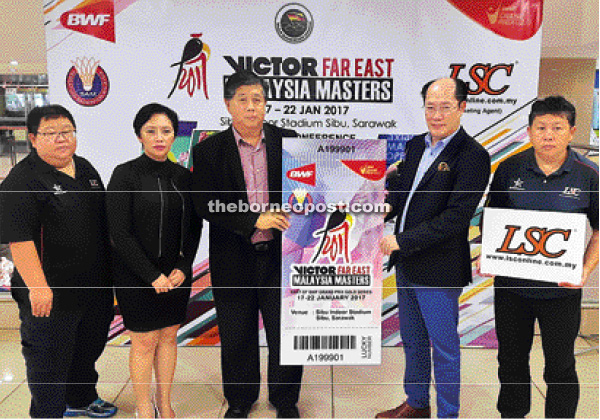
[377,78,491,419]
[191,70,303,418]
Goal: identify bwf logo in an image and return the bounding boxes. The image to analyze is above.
[59,0,116,43]
[495,225,571,259]
[66,14,110,26]
[286,163,316,186]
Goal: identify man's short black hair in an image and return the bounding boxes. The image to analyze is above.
[27,105,76,134]
[528,95,576,127]
[224,70,268,100]
[420,78,469,105]
[133,103,179,137]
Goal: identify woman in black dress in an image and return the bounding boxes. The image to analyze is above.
[107,103,201,418]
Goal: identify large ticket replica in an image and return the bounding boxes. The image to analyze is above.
[281,138,386,365]
[481,208,587,284]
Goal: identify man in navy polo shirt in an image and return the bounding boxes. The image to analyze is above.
[0,105,117,418]
[486,96,599,418]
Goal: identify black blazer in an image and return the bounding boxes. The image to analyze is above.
[107,155,202,284]
[386,127,491,287]
[191,123,297,297]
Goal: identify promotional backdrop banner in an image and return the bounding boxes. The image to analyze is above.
[41,0,544,347]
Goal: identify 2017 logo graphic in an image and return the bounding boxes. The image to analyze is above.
[59,0,115,43]
[449,63,514,95]
[168,34,211,99]
[311,207,353,264]
[275,3,314,44]
[66,57,110,106]
[495,225,571,258]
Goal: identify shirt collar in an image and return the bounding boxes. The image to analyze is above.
[424,127,460,152]
[233,126,265,149]
[29,148,62,174]
[526,146,575,176]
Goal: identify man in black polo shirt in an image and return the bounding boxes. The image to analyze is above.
[0,105,117,418]
[486,96,599,418]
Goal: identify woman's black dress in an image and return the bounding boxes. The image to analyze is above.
[107,154,201,332]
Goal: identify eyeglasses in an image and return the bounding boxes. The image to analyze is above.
[37,130,77,140]
[424,105,459,116]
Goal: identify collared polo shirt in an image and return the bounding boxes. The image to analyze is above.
[0,150,110,310]
[487,147,599,299]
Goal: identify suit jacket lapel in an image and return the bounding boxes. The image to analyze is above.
[391,136,424,240]
[224,126,248,194]
[416,127,466,190]
[403,136,426,191]
[264,124,282,205]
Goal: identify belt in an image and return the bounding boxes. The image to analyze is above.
[253,241,274,253]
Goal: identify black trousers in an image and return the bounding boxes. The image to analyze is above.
[214,243,303,409]
[494,288,581,418]
[17,292,114,418]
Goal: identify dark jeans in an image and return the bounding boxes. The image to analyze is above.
[18,293,114,418]
[395,266,462,418]
[214,243,303,409]
[494,288,581,418]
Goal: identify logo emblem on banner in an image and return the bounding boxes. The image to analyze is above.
[449,63,514,95]
[168,33,211,99]
[59,0,116,43]
[311,208,353,264]
[275,3,314,43]
[288,189,314,214]
[446,0,542,41]
[287,163,316,186]
[341,160,386,181]
[66,57,110,106]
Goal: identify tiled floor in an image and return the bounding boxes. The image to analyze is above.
[0,328,597,418]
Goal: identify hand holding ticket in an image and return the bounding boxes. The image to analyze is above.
[256,210,291,231]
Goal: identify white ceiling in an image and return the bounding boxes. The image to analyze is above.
[0,0,598,74]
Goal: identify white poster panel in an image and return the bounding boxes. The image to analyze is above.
[43,0,542,182]
[481,208,588,284]
[281,138,385,365]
